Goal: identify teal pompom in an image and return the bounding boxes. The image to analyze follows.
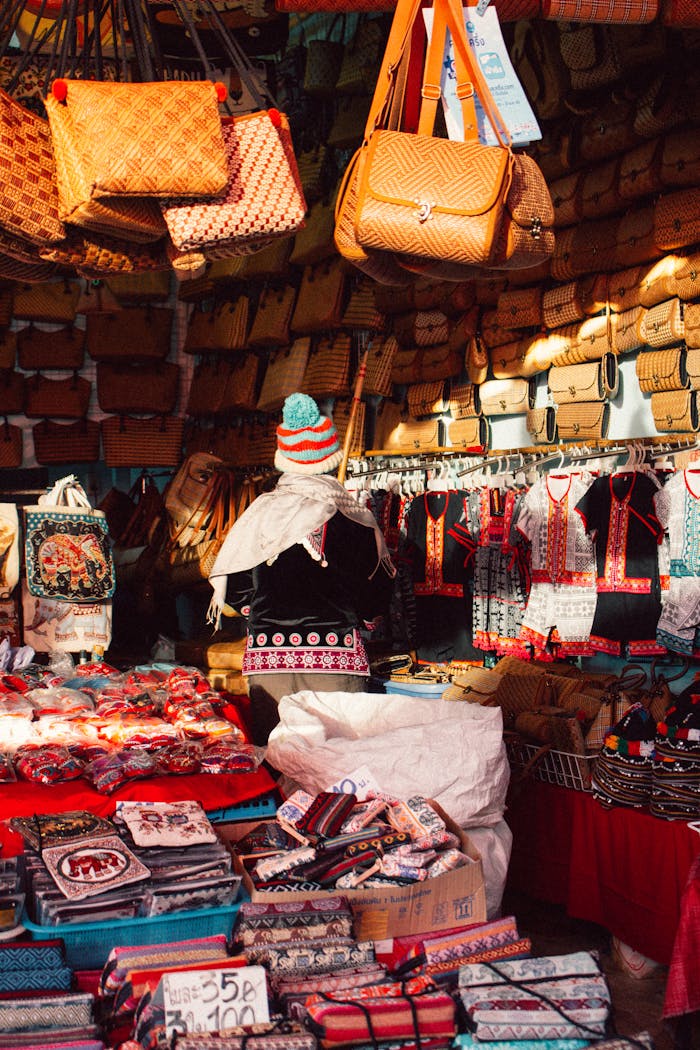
[282,392,320,430]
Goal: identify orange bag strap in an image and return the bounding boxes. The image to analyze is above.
[167,468,224,548]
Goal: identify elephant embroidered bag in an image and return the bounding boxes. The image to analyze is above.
[23,476,115,603]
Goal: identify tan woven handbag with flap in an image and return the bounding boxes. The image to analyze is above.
[363,334,399,398]
[636,347,689,394]
[448,381,481,420]
[638,255,684,309]
[542,282,590,329]
[447,415,488,451]
[638,297,685,348]
[613,306,645,355]
[479,377,535,416]
[548,353,618,405]
[556,401,610,441]
[682,302,700,349]
[654,188,700,251]
[406,381,447,418]
[650,388,699,432]
[526,405,557,444]
[685,348,700,390]
[496,287,543,331]
[671,249,700,302]
[490,338,542,380]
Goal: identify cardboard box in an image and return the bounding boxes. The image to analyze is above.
[221,801,486,941]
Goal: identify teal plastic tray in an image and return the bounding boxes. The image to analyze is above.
[22,903,241,970]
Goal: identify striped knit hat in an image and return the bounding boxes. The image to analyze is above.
[275,393,343,475]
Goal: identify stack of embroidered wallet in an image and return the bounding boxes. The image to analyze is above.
[0,990,97,1042]
[301,974,456,1049]
[173,1026,317,1050]
[457,951,611,1041]
[396,915,531,986]
[0,939,73,993]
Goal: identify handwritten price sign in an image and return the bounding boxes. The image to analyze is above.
[162,965,269,1038]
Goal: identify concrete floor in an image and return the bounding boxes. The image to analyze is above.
[501,889,698,1050]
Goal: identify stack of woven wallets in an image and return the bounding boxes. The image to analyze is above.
[591,703,657,809]
[651,692,700,818]
[457,951,611,1042]
[392,915,531,986]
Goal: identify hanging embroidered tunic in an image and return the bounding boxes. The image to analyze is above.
[404,491,473,598]
[575,472,666,657]
[515,473,597,656]
[654,468,700,655]
[468,486,530,657]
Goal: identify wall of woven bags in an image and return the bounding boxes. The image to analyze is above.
[1,2,700,476]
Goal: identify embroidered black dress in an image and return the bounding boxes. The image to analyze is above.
[575,472,666,657]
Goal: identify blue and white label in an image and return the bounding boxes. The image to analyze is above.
[423,3,541,148]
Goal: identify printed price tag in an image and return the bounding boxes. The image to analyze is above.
[423,3,541,147]
[327,765,382,800]
[162,965,269,1038]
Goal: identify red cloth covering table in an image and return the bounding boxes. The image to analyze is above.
[506,779,698,966]
[664,849,700,1019]
[0,766,277,857]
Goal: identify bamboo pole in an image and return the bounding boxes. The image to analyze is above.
[337,345,370,485]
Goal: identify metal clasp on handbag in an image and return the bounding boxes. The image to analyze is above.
[530,216,543,240]
[416,200,435,223]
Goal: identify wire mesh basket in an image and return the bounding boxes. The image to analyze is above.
[506,737,595,792]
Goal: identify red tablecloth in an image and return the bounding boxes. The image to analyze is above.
[506,780,698,966]
[664,850,700,1018]
[0,766,278,856]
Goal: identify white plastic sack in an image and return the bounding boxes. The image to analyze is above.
[466,820,513,919]
[266,690,510,829]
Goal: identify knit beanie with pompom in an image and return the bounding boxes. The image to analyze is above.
[274,393,343,475]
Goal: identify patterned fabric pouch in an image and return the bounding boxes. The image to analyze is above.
[233,897,354,947]
[0,992,94,1033]
[174,1026,317,1050]
[100,934,229,996]
[303,981,456,1047]
[295,791,358,842]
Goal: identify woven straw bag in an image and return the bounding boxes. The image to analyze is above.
[394,310,450,348]
[289,195,338,268]
[256,339,311,413]
[247,284,297,348]
[290,259,348,335]
[301,333,352,399]
[336,17,386,95]
[526,405,557,444]
[296,145,331,205]
[97,361,180,415]
[186,359,229,418]
[218,355,260,414]
[490,338,541,380]
[106,270,171,304]
[341,279,386,331]
[37,227,169,276]
[650,388,699,432]
[363,334,399,398]
[406,381,447,418]
[638,255,683,308]
[549,314,614,366]
[13,279,80,323]
[102,415,185,467]
[185,298,250,355]
[86,306,173,363]
[638,297,684,348]
[542,281,588,328]
[448,381,481,420]
[613,306,645,355]
[671,250,700,302]
[586,266,641,316]
[447,415,488,451]
[24,373,91,420]
[243,418,277,468]
[613,206,660,269]
[683,303,700,349]
[415,342,463,382]
[479,377,534,416]
[636,347,688,394]
[238,239,293,281]
[0,421,22,467]
[556,401,609,441]
[551,219,619,281]
[373,408,442,453]
[0,371,25,415]
[548,353,618,405]
[17,325,85,371]
[685,348,700,390]
[45,79,227,199]
[580,158,625,222]
[496,288,542,331]
[0,330,15,370]
[492,673,553,730]
[661,0,700,24]
[0,87,65,246]
[549,170,583,229]
[654,188,700,250]
[465,336,489,386]
[578,96,638,166]
[618,139,664,202]
[32,419,100,465]
[160,110,306,255]
[333,397,367,457]
[557,23,623,92]
[543,0,658,19]
[481,309,516,351]
[447,306,480,353]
